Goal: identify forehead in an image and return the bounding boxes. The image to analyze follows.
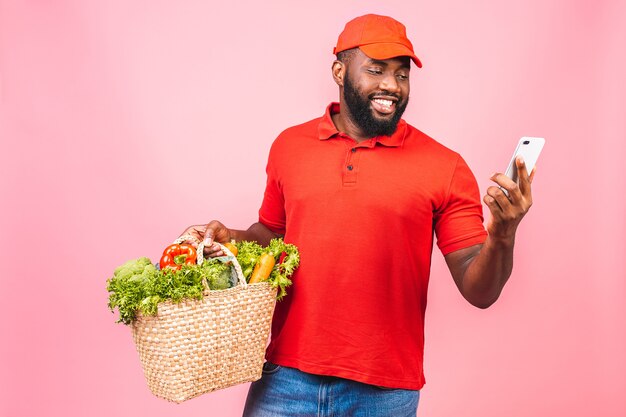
[353,48,411,69]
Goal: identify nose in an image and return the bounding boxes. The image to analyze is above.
[379,73,401,94]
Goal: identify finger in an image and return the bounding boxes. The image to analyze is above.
[203,241,225,258]
[203,242,219,255]
[487,185,512,211]
[516,155,530,179]
[529,166,537,183]
[490,172,523,204]
[203,220,232,246]
[178,225,205,247]
[490,172,517,194]
[516,156,532,197]
[204,248,225,258]
[203,223,217,246]
[483,193,503,216]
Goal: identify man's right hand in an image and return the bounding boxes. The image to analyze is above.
[178,220,232,258]
[178,221,283,258]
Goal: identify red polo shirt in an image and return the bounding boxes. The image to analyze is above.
[259,103,487,389]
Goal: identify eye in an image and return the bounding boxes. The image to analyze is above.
[396,74,409,81]
[367,68,383,75]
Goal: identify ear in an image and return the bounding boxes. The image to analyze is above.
[332,60,345,87]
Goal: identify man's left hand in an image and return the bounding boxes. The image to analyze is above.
[483,156,535,240]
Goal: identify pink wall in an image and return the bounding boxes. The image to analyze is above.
[1,1,624,416]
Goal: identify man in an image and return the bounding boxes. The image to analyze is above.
[181,14,534,416]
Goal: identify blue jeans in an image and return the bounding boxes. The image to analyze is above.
[242,362,420,417]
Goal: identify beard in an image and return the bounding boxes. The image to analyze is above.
[342,72,409,138]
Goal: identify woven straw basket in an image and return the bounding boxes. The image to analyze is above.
[130,237,278,403]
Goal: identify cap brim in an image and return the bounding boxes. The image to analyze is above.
[359,43,422,68]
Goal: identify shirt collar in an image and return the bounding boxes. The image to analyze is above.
[317,102,407,147]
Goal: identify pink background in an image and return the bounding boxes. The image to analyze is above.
[1,1,625,416]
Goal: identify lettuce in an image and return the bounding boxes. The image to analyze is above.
[107,258,231,325]
[107,239,299,324]
[235,238,300,300]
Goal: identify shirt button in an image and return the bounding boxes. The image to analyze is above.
[347,165,353,171]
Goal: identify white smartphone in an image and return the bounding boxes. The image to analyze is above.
[504,136,545,182]
[501,136,544,196]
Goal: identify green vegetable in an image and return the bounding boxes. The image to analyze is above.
[107,238,300,324]
[235,238,300,300]
[235,241,265,280]
[107,258,232,325]
[268,239,299,300]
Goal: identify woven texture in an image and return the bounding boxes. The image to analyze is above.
[131,281,277,403]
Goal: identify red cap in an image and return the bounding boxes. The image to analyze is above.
[333,14,422,68]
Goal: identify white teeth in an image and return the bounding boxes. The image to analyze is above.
[373,99,393,107]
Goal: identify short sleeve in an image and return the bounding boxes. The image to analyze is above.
[258,146,286,235]
[434,155,487,255]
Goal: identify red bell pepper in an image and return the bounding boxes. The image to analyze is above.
[159,243,197,271]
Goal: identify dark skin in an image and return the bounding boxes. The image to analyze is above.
[331,52,411,142]
[180,48,535,309]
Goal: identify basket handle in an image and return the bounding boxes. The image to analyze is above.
[173,235,247,288]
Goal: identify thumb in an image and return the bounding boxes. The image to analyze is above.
[203,224,216,246]
[203,220,227,246]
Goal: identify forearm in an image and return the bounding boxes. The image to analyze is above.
[446,156,534,308]
[229,222,283,246]
[460,235,515,308]
[180,221,284,258]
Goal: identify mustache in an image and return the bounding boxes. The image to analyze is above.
[369,91,402,100]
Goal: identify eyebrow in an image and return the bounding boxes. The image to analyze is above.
[367,58,411,70]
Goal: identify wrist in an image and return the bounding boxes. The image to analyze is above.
[486,232,516,248]
[487,221,519,242]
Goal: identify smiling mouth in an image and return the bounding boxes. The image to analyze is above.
[370,97,398,115]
